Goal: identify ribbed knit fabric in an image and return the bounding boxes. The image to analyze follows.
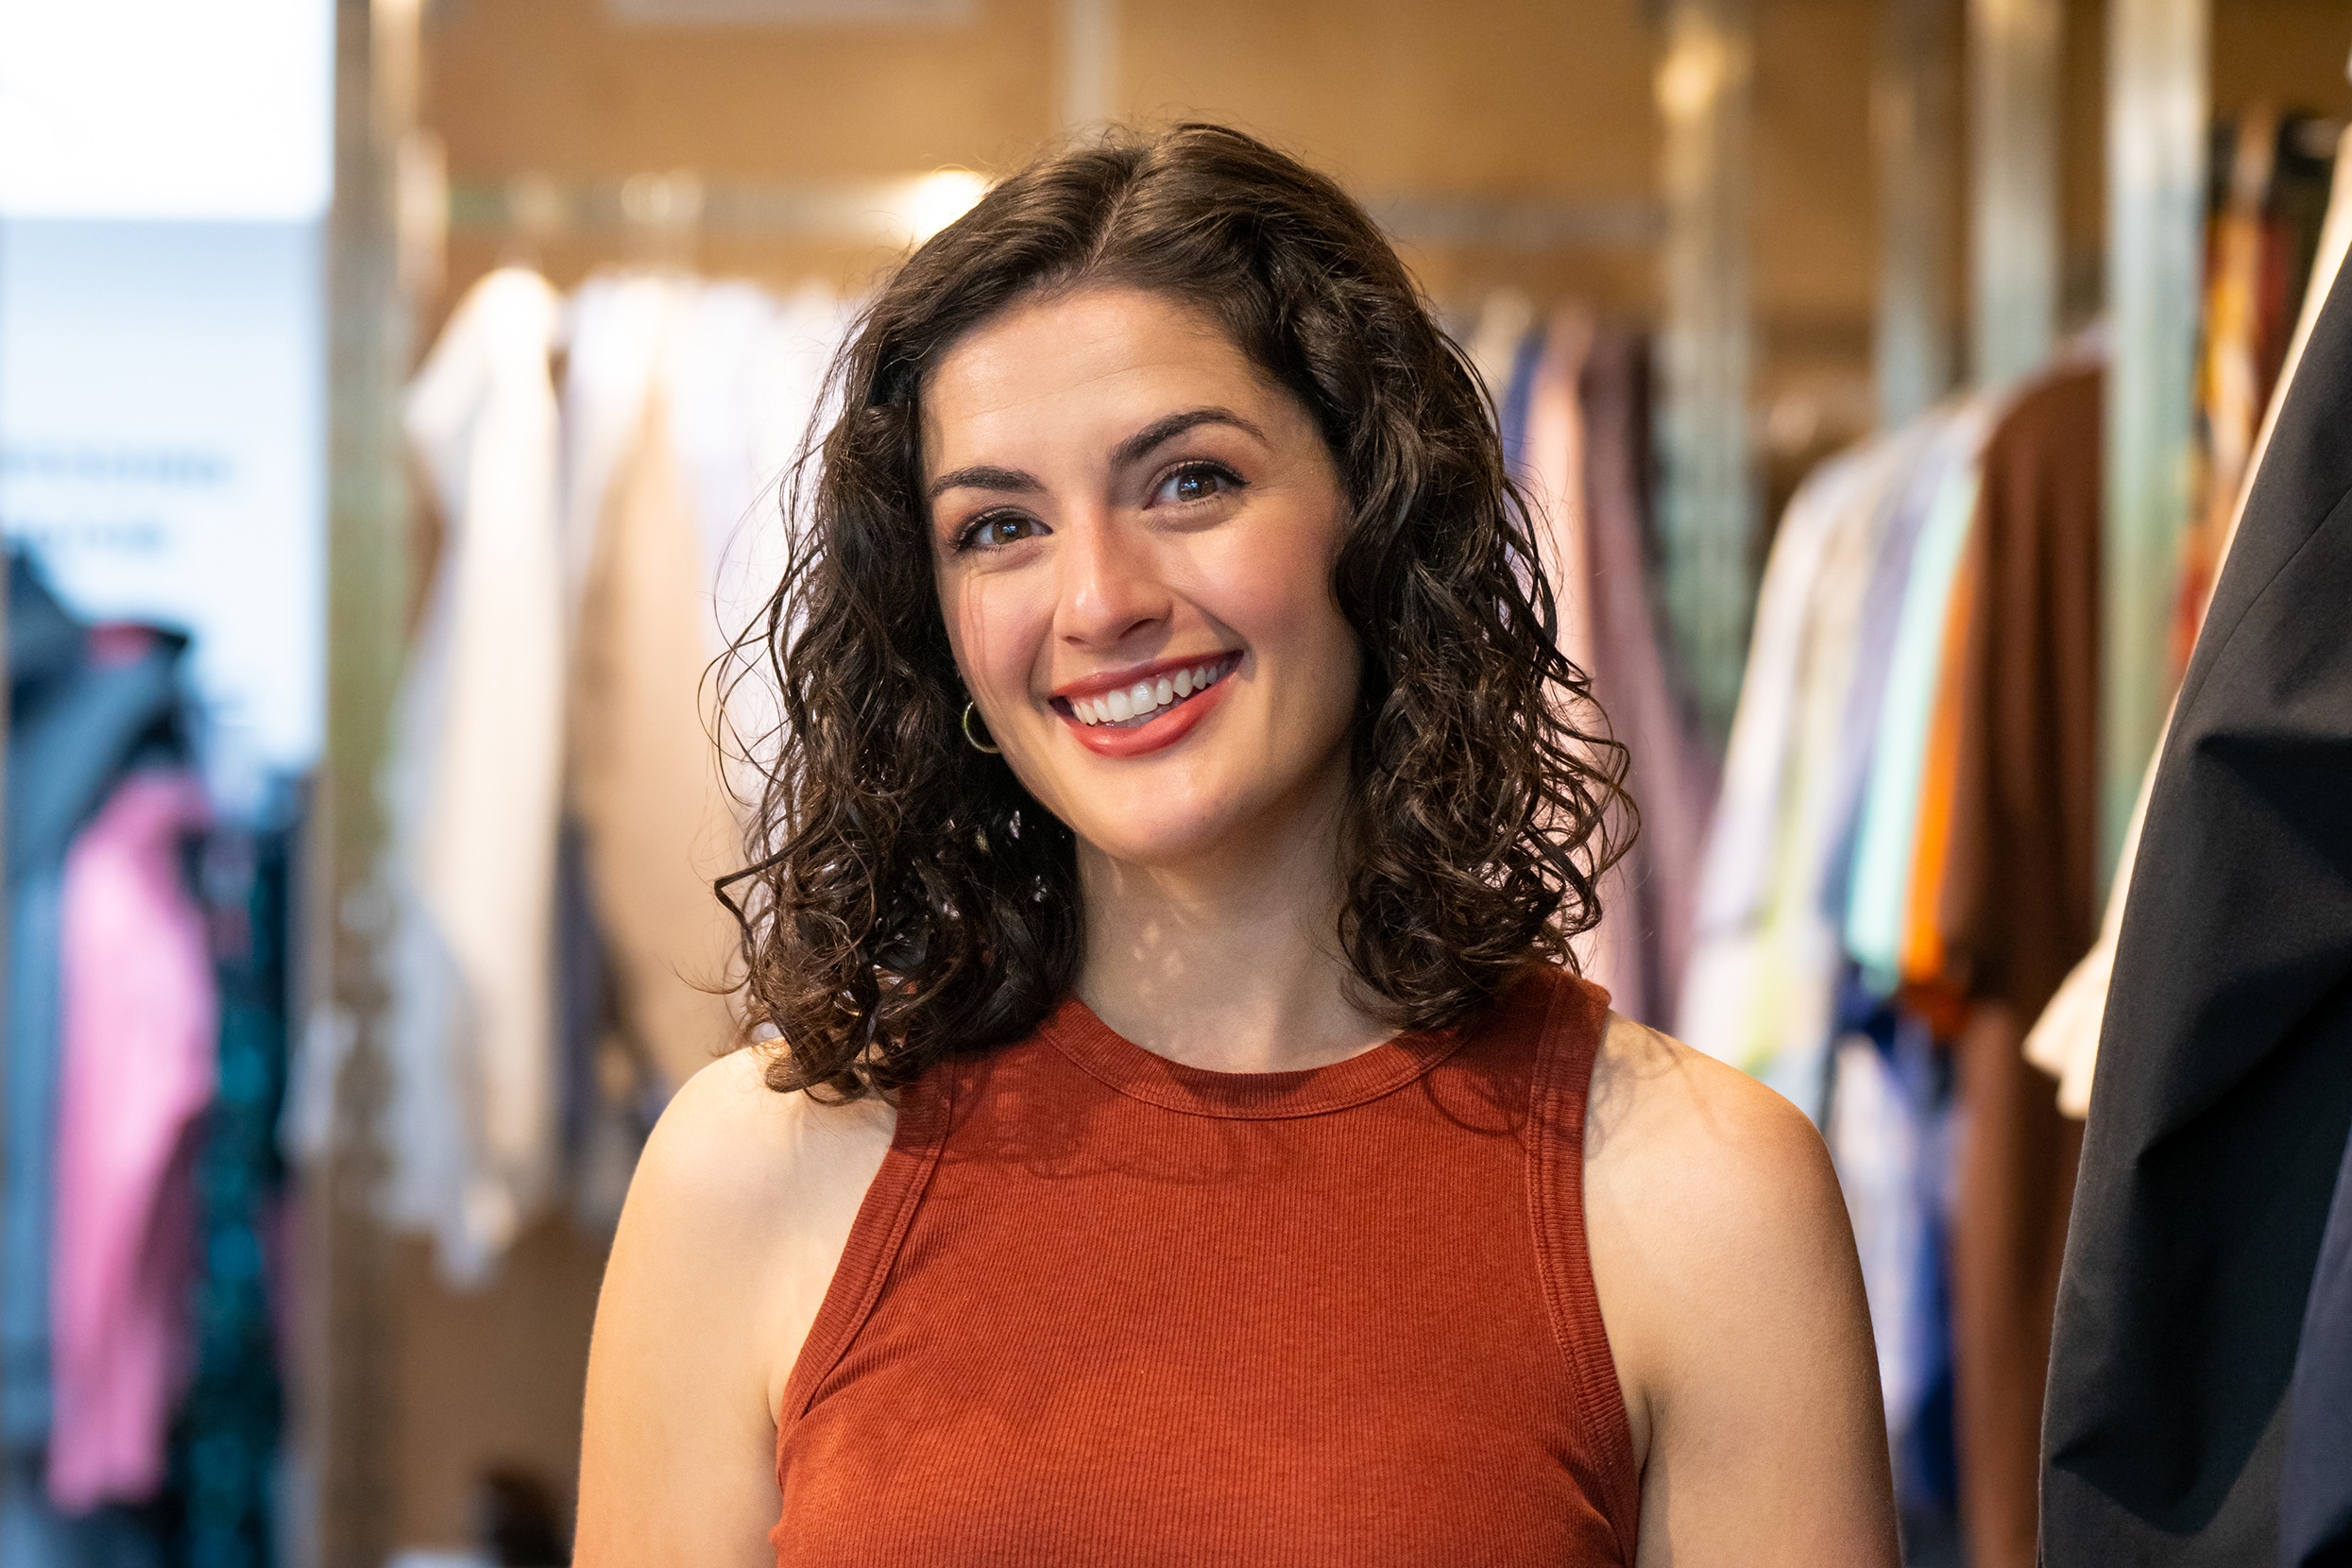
[773,966,1641,1565]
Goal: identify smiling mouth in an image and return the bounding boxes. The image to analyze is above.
[1055,653,1241,729]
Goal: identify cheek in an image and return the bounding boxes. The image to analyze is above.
[1204,508,1355,684]
[939,568,1043,703]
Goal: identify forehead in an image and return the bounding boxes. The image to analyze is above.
[920,287,1279,469]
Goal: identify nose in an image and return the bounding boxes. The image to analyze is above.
[1053,503,1169,652]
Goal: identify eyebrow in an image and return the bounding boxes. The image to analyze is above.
[1111,406,1268,469]
[925,463,1040,502]
[924,406,1270,503]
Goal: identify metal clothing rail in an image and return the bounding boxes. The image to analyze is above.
[441,173,1666,254]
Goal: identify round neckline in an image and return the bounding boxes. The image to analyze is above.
[1035,994,1470,1119]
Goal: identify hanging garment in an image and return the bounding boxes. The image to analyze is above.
[48,771,216,1511]
[670,280,854,807]
[1496,319,1545,481]
[1826,991,1954,1516]
[2021,745,2154,1118]
[1931,366,2105,1021]
[1842,442,1985,994]
[1680,414,1942,1111]
[1462,288,1539,421]
[1518,312,1643,1012]
[2041,255,2352,1567]
[1816,398,2002,931]
[1514,312,1698,1030]
[564,275,743,1093]
[4,871,65,1447]
[0,1452,165,1568]
[1520,310,1597,680]
[664,280,850,652]
[1903,364,2103,1568]
[176,814,294,1568]
[664,277,787,640]
[2284,1127,2352,1566]
[1576,323,1718,1031]
[2,561,186,1448]
[1679,440,1884,1077]
[384,265,567,1286]
[1743,418,1942,1112]
[2025,123,2352,1119]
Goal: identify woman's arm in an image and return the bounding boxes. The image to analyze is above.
[574,1050,894,1567]
[1586,1016,1900,1568]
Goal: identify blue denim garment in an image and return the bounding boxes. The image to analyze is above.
[1,555,187,1448]
[2282,1127,2352,1566]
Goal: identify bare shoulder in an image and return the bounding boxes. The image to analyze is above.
[634,1048,898,1239]
[1582,1012,1854,1387]
[624,1048,899,1408]
[576,1051,898,1566]
[1581,1014,1897,1566]
[1583,1011,1842,1239]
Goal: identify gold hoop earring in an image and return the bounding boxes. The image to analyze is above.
[962,701,1002,755]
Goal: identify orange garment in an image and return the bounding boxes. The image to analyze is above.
[773,968,1641,1565]
[1896,528,1979,1035]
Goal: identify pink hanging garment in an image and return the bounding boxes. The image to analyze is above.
[48,769,216,1512]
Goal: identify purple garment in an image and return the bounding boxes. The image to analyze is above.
[49,771,215,1511]
[1578,325,1719,1024]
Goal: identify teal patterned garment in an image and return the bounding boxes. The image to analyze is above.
[174,815,294,1568]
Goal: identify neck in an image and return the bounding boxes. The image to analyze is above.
[1072,765,1391,1074]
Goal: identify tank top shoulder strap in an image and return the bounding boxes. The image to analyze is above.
[1523,970,1643,1562]
[776,1066,956,1429]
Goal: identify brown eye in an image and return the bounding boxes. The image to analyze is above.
[959,512,1045,552]
[1154,463,1241,507]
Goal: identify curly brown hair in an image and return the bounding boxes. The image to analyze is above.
[718,123,1631,1099]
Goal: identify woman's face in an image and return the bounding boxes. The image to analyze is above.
[925,285,1360,872]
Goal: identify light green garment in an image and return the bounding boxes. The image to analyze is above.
[1842,455,1984,994]
[1679,440,1889,1078]
[1680,427,1919,1112]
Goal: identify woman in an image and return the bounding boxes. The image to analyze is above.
[578,125,1897,1566]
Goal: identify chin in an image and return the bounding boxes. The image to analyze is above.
[1074,818,1236,870]
[1053,785,1255,869]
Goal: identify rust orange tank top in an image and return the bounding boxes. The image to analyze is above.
[772,965,1641,1565]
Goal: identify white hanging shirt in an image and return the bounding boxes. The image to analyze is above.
[383,266,567,1286]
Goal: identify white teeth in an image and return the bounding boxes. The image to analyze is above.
[1069,657,1233,729]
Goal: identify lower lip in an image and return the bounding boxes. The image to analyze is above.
[1059,671,1234,758]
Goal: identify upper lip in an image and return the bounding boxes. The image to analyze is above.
[1049,652,1237,702]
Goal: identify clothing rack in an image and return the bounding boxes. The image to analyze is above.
[440,173,1665,255]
